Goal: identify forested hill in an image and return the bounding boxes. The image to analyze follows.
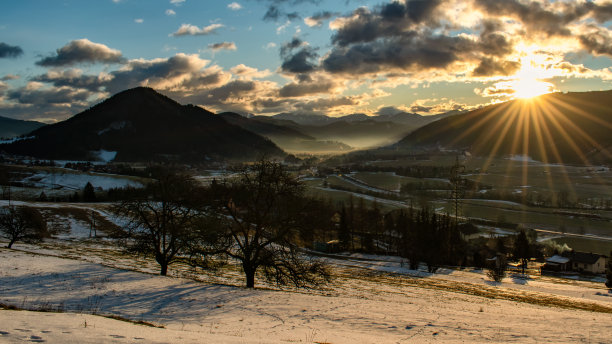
[395,90,612,164]
[0,87,285,162]
[0,115,45,139]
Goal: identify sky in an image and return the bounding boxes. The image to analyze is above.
[2,0,612,123]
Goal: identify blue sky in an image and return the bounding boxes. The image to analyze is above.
[2,0,612,122]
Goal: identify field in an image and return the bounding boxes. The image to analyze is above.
[312,155,612,254]
[1,228,611,343]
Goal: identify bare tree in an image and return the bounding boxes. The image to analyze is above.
[113,168,202,276]
[197,160,330,288]
[0,206,47,248]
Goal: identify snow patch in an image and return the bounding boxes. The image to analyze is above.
[91,149,117,162]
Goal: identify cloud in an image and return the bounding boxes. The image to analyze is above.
[280,38,318,74]
[473,0,612,38]
[323,34,476,75]
[258,0,321,21]
[0,42,24,58]
[36,39,124,67]
[32,69,111,92]
[208,42,237,52]
[1,74,20,81]
[304,11,335,27]
[279,76,336,97]
[472,57,521,77]
[7,83,94,106]
[165,9,176,16]
[171,23,224,37]
[134,18,144,24]
[230,64,271,79]
[170,0,185,5]
[228,2,242,10]
[579,29,612,57]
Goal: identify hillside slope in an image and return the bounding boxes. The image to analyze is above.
[0,87,284,162]
[0,115,45,139]
[396,91,612,164]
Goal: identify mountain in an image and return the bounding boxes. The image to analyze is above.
[219,112,314,141]
[221,112,353,153]
[299,119,417,149]
[269,111,457,127]
[396,90,612,164]
[0,116,46,139]
[0,87,284,162]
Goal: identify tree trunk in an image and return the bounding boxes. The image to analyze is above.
[244,265,256,288]
[160,263,168,276]
[7,238,16,249]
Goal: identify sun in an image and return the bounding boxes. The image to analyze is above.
[509,54,557,99]
[511,77,555,99]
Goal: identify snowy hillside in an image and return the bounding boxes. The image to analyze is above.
[1,228,611,343]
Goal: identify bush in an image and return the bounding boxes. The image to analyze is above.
[486,255,507,283]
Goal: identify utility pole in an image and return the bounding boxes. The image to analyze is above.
[449,156,466,223]
[90,209,96,237]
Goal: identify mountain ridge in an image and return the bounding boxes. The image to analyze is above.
[0,87,285,162]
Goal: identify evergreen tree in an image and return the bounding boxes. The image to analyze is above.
[339,205,350,251]
[83,182,96,202]
[513,230,531,274]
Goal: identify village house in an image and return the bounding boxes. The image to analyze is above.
[543,251,608,274]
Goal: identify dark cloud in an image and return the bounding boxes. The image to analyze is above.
[280,38,319,74]
[198,80,257,103]
[279,79,334,97]
[472,58,521,77]
[478,20,514,57]
[0,42,24,58]
[331,0,442,47]
[294,96,358,112]
[33,70,108,92]
[579,30,612,57]
[8,86,92,106]
[36,39,124,67]
[409,105,431,113]
[208,42,237,51]
[323,34,475,74]
[473,0,610,38]
[259,0,321,21]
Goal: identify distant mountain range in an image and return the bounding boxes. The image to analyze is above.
[219,112,352,154]
[240,111,458,152]
[395,91,612,164]
[0,115,45,139]
[0,87,284,162]
[267,111,457,127]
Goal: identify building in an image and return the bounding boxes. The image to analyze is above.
[542,255,571,272]
[542,251,608,274]
[565,251,608,274]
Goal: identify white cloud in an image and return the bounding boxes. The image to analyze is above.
[165,9,176,16]
[264,42,277,50]
[170,0,185,5]
[170,23,224,37]
[134,18,144,24]
[276,21,291,35]
[227,2,242,11]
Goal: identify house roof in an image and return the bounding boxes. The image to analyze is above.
[546,255,570,264]
[563,251,605,264]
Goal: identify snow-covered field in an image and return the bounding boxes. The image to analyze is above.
[23,170,142,191]
[1,225,611,344]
